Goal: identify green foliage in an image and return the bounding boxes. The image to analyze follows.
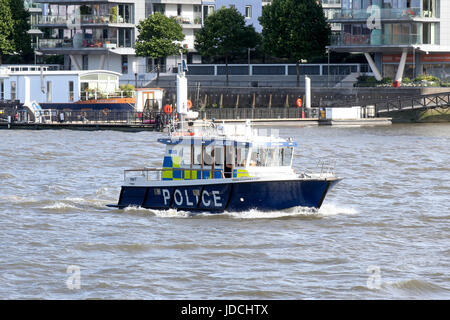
[8,0,32,60]
[413,74,440,82]
[134,13,185,60]
[195,7,260,61]
[0,0,14,60]
[402,77,412,84]
[120,84,135,97]
[258,0,330,62]
[110,6,118,22]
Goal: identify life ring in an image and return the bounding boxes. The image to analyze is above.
[102,108,109,116]
[296,98,302,108]
[187,100,192,109]
[163,104,173,114]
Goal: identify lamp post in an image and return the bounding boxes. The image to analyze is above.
[27,29,43,65]
[132,60,138,88]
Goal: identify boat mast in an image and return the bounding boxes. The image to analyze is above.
[177,52,188,133]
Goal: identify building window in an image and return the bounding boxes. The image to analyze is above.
[245,5,252,19]
[153,4,165,15]
[82,55,88,70]
[47,81,52,102]
[69,81,74,102]
[122,55,128,74]
[177,4,182,16]
[10,81,16,101]
[1,80,4,100]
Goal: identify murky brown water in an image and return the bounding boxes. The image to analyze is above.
[0,123,449,299]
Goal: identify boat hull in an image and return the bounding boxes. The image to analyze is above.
[112,179,340,212]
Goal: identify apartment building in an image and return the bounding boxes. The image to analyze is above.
[321,0,342,31]
[216,0,263,32]
[33,0,213,83]
[329,0,449,82]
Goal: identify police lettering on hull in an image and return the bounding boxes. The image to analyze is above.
[142,184,231,210]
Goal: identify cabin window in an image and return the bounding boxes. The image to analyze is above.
[249,147,266,166]
[265,148,282,167]
[282,147,293,166]
[181,145,191,165]
[249,147,287,167]
[236,146,249,167]
[224,146,235,166]
[193,144,202,165]
[203,145,214,166]
[214,146,224,166]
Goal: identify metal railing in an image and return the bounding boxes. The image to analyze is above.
[36,14,133,25]
[124,167,229,182]
[331,33,422,47]
[375,92,450,114]
[331,7,429,20]
[32,110,167,126]
[79,90,135,101]
[38,38,125,49]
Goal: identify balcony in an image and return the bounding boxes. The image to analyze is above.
[174,15,202,28]
[331,32,422,48]
[36,14,133,26]
[331,8,436,21]
[38,37,131,50]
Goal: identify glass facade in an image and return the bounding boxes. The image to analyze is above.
[37,2,135,50]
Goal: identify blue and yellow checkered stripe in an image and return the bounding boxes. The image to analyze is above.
[162,156,250,180]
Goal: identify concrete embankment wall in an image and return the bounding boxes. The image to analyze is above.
[160,86,450,109]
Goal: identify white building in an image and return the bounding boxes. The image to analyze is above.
[0,65,121,104]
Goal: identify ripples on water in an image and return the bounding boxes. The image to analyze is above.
[0,124,449,299]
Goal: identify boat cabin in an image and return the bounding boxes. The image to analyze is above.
[158,135,297,181]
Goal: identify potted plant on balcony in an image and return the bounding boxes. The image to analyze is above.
[110,6,118,23]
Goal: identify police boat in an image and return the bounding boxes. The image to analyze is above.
[109,121,340,212]
[107,55,341,212]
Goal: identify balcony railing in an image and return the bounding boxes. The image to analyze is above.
[38,38,132,50]
[79,90,135,101]
[331,32,422,47]
[36,14,133,26]
[331,8,435,20]
[174,15,202,26]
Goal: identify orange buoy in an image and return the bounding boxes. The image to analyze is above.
[187,100,193,109]
[163,104,173,114]
[296,98,302,108]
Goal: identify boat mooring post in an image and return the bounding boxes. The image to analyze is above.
[305,75,311,117]
[177,52,188,132]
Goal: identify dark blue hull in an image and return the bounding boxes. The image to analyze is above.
[113,179,340,212]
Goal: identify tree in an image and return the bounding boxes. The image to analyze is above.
[134,13,185,84]
[259,0,331,86]
[195,7,260,86]
[6,0,33,63]
[0,0,14,64]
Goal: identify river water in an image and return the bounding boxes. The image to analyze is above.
[0,123,449,300]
